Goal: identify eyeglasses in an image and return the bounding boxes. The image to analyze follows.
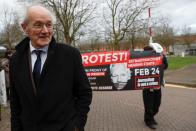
[32,22,53,30]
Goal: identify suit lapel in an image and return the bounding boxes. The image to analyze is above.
[39,38,56,84]
[18,48,37,100]
[40,49,55,81]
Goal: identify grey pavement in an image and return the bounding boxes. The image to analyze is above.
[85,87,196,131]
[1,87,196,131]
[165,64,196,87]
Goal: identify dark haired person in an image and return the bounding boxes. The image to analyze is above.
[143,43,168,129]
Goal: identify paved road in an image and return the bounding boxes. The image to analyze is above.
[85,86,196,131]
[165,64,196,87]
[1,86,196,131]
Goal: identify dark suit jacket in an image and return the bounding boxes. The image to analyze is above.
[9,37,92,131]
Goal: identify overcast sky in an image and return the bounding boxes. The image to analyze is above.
[0,0,196,33]
[153,0,196,33]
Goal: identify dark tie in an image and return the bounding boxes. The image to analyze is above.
[33,50,42,87]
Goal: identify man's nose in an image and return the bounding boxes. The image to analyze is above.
[117,76,123,82]
[41,25,49,33]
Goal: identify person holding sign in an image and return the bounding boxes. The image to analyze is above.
[110,63,132,90]
[143,43,168,129]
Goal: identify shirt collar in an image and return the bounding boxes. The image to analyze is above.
[30,41,49,53]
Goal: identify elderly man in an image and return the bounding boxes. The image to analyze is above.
[9,5,92,131]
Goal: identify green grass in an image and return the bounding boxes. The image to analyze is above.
[168,56,196,70]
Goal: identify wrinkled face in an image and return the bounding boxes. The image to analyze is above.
[22,9,53,48]
[110,64,130,90]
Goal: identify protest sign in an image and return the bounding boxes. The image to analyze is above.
[82,50,163,91]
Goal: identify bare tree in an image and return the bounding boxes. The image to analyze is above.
[124,18,149,50]
[153,16,175,52]
[41,0,95,46]
[52,20,64,42]
[0,6,23,49]
[181,25,195,47]
[103,0,153,50]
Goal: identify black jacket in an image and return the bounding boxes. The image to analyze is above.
[160,54,168,84]
[10,37,92,131]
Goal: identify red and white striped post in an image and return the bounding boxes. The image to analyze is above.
[148,7,153,44]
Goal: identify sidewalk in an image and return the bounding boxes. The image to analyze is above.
[85,87,196,131]
[165,64,196,87]
[2,87,196,131]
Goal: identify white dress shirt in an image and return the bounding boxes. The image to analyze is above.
[29,41,48,72]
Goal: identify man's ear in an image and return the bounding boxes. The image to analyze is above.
[21,23,28,35]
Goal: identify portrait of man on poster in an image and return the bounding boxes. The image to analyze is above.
[109,63,132,90]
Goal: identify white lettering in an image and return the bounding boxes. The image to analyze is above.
[105,53,112,62]
[89,55,98,63]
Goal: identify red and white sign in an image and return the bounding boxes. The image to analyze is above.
[82,50,163,90]
[128,56,162,68]
[82,51,129,67]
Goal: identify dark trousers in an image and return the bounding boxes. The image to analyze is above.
[143,89,161,124]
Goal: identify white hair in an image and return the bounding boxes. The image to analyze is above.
[20,5,56,24]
